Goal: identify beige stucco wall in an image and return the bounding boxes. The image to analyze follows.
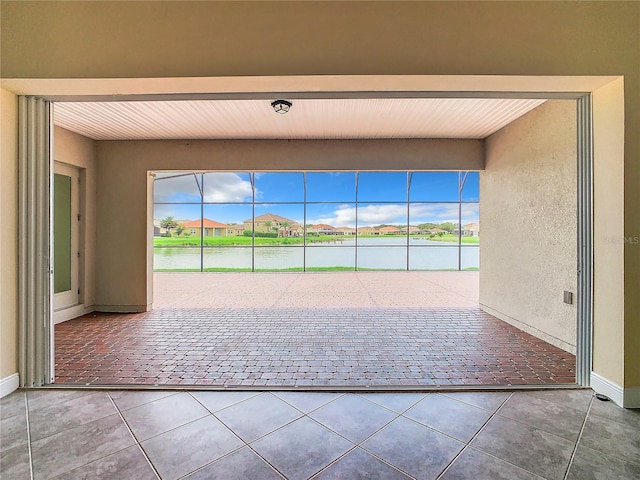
[592,79,626,386]
[53,126,97,313]
[480,101,577,353]
[0,88,18,379]
[0,1,638,391]
[96,138,483,310]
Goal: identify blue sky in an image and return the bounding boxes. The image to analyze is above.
[153,171,479,226]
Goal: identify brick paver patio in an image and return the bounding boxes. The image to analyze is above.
[54,272,576,387]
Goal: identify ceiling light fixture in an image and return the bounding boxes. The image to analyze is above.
[271,99,292,114]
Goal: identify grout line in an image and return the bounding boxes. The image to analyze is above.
[106,393,162,480]
[24,392,35,480]
[562,394,594,480]
[435,391,514,480]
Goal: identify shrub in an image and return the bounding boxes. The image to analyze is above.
[243,230,278,238]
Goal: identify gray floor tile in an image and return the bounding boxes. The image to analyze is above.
[589,397,640,429]
[471,415,574,480]
[313,447,412,479]
[142,416,243,480]
[441,391,511,412]
[1,391,26,420]
[274,391,342,413]
[54,445,158,480]
[404,393,491,442]
[215,393,302,442]
[27,390,92,412]
[362,416,464,480]
[190,391,261,413]
[252,417,352,480]
[440,447,542,480]
[31,414,135,480]
[498,392,587,441]
[580,412,640,464]
[566,444,640,480]
[0,444,31,480]
[0,410,28,453]
[524,388,593,412]
[310,394,397,443]
[108,390,178,411]
[29,392,117,442]
[121,392,208,441]
[183,446,283,479]
[357,392,426,413]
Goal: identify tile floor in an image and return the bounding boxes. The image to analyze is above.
[2,388,639,479]
[54,272,575,387]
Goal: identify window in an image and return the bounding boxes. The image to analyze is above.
[152,171,479,271]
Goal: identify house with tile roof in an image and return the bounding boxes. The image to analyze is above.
[357,226,381,236]
[454,222,480,237]
[245,213,303,237]
[308,224,337,235]
[379,225,403,235]
[335,226,356,235]
[181,218,240,237]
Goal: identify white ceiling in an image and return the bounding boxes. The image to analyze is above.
[53,97,546,141]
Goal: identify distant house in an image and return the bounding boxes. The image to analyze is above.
[401,225,424,235]
[379,225,403,235]
[427,227,448,235]
[357,226,380,236]
[154,218,191,236]
[225,224,245,236]
[153,219,163,236]
[335,226,356,235]
[454,222,480,237]
[182,218,237,237]
[310,223,337,235]
[246,213,303,237]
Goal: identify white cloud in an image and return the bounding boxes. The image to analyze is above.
[203,173,253,202]
[153,172,253,203]
[307,203,479,227]
[308,204,405,227]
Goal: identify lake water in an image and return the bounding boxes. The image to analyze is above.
[154,237,479,271]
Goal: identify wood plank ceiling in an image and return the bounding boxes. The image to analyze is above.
[54,97,546,140]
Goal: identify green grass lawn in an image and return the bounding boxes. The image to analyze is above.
[416,234,480,244]
[154,234,479,247]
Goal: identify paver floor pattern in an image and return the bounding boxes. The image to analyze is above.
[3,388,638,480]
[54,272,575,386]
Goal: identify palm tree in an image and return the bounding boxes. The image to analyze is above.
[160,216,179,236]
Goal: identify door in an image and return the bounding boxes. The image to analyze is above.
[53,163,80,311]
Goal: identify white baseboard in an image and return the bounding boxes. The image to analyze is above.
[0,373,19,398]
[590,375,640,408]
[54,304,95,324]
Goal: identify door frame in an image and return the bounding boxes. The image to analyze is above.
[17,89,594,388]
[53,162,81,320]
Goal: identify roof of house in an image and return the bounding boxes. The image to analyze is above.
[312,224,336,230]
[248,213,296,224]
[380,225,402,232]
[181,218,229,228]
[464,222,480,229]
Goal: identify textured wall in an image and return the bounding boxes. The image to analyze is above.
[53,127,97,315]
[0,88,18,380]
[95,138,483,310]
[480,100,577,353]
